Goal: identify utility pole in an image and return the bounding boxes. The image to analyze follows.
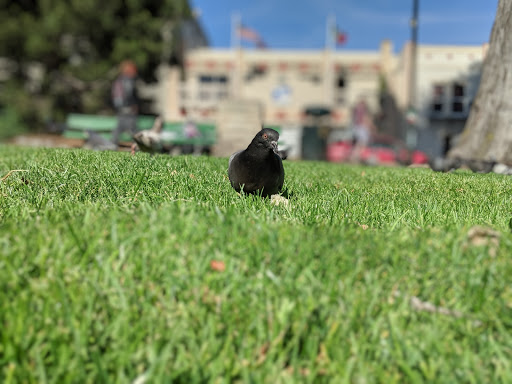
[409,0,419,109]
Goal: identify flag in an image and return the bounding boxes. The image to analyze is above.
[237,24,266,48]
[333,26,347,46]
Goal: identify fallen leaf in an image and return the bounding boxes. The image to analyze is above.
[210,260,225,272]
[356,222,369,230]
[255,342,269,365]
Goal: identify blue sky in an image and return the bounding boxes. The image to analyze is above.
[190,0,498,52]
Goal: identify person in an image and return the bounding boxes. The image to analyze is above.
[111,60,139,146]
[181,108,201,154]
[350,99,374,162]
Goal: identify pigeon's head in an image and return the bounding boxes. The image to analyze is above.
[252,128,280,154]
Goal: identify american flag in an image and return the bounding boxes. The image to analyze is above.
[237,24,266,48]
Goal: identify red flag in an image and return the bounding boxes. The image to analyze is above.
[336,29,347,45]
[332,25,347,46]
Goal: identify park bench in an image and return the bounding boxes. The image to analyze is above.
[63,113,216,148]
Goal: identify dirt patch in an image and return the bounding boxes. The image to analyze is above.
[5,133,84,148]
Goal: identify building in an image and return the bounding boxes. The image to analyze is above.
[149,40,487,159]
[410,44,487,157]
[163,41,394,125]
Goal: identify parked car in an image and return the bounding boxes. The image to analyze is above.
[327,134,429,166]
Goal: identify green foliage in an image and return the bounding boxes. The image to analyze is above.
[0,0,193,129]
[0,105,27,139]
[1,146,512,382]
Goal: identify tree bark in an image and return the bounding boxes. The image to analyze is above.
[448,0,512,165]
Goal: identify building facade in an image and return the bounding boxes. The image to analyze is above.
[162,41,394,127]
[148,40,487,159]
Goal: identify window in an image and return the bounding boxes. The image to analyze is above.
[430,82,468,116]
[199,75,213,83]
[245,64,267,82]
[309,74,322,84]
[453,83,464,97]
[452,83,465,113]
[335,75,347,105]
[199,75,229,84]
[431,84,444,113]
[197,74,230,102]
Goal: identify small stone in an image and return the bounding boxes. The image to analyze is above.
[270,194,289,207]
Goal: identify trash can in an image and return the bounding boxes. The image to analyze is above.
[302,126,327,161]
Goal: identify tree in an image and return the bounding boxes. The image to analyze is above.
[448,0,512,166]
[0,0,193,131]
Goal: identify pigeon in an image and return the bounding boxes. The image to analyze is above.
[429,157,496,173]
[465,159,496,173]
[82,131,117,151]
[429,157,463,172]
[131,116,163,155]
[228,128,284,197]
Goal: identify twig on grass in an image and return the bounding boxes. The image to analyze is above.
[393,290,482,326]
[1,169,28,182]
[409,295,464,318]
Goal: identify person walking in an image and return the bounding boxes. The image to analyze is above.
[111,60,139,146]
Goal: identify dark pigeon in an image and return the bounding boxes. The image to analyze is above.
[466,159,496,173]
[228,128,284,197]
[429,157,496,173]
[429,157,462,172]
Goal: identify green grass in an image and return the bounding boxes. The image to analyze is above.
[1,145,512,383]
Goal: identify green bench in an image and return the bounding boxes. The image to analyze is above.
[63,114,216,146]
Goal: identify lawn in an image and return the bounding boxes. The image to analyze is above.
[1,145,512,383]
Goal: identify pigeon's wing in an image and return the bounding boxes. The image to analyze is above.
[277,154,285,191]
[228,150,246,192]
[268,152,285,193]
[228,150,242,169]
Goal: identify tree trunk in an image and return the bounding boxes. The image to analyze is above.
[448,0,512,165]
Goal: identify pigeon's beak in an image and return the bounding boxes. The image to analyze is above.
[270,141,278,154]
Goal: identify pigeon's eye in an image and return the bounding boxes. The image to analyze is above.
[262,133,268,139]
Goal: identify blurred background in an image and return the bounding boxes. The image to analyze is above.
[0,0,498,163]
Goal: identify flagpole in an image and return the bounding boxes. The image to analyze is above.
[325,14,336,51]
[231,12,241,50]
[231,12,242,99]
